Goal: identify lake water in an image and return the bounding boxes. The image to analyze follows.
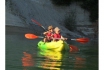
[6,33,98,70]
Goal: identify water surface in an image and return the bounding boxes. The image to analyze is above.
[6,33,98,70]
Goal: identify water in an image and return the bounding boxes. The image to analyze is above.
[6,33,98,70]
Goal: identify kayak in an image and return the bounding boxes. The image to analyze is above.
[37,40,69,52]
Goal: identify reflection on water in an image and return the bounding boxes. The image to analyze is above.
[6,34,98,70]
[37,50,62,70]
[69,45,86,69]
[21,50,86,70]
[74,56,86,69]
[22,52,35,70]
[22,52,34,66]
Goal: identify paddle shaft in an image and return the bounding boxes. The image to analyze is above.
[31,19,46,31]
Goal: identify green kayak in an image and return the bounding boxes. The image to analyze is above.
[37,40,69,52]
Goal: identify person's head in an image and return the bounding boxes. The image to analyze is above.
[48,25,54,32]
[54,27,60,34]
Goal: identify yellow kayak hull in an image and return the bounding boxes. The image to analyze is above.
[37,40,69,52]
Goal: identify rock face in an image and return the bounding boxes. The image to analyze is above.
[6,0,96,38]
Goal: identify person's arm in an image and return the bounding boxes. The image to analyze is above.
[61,36,64,39]
[43,31,48,35]
[61,36,67,40]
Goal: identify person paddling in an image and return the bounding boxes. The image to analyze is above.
[53,27,67,41]
[43,25,54,42]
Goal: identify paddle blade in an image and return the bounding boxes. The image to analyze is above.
[25,34,38,39]
[76,38,89,44]
[31,19,46,31]
[31,19,42,26]
[70,45,79,53]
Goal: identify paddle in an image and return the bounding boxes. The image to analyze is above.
[71,38,89,44]
[25,33,80,52]
[25,33,65,39]
[25,33,89,44]
[25,33,44,39]
[31,19,46,31]
[31,19,89,44]
[70,45,79,53]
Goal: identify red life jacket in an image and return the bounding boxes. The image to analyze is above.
[46,32,53,40]
[53,33,61,40]
[46,32,53,37]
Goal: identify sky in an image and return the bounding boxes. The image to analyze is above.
[1,0,104,70]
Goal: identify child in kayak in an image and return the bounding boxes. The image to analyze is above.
[53,27,67,41]
[43,25,54,42]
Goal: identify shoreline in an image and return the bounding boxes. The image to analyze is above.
[6,25,34,34]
